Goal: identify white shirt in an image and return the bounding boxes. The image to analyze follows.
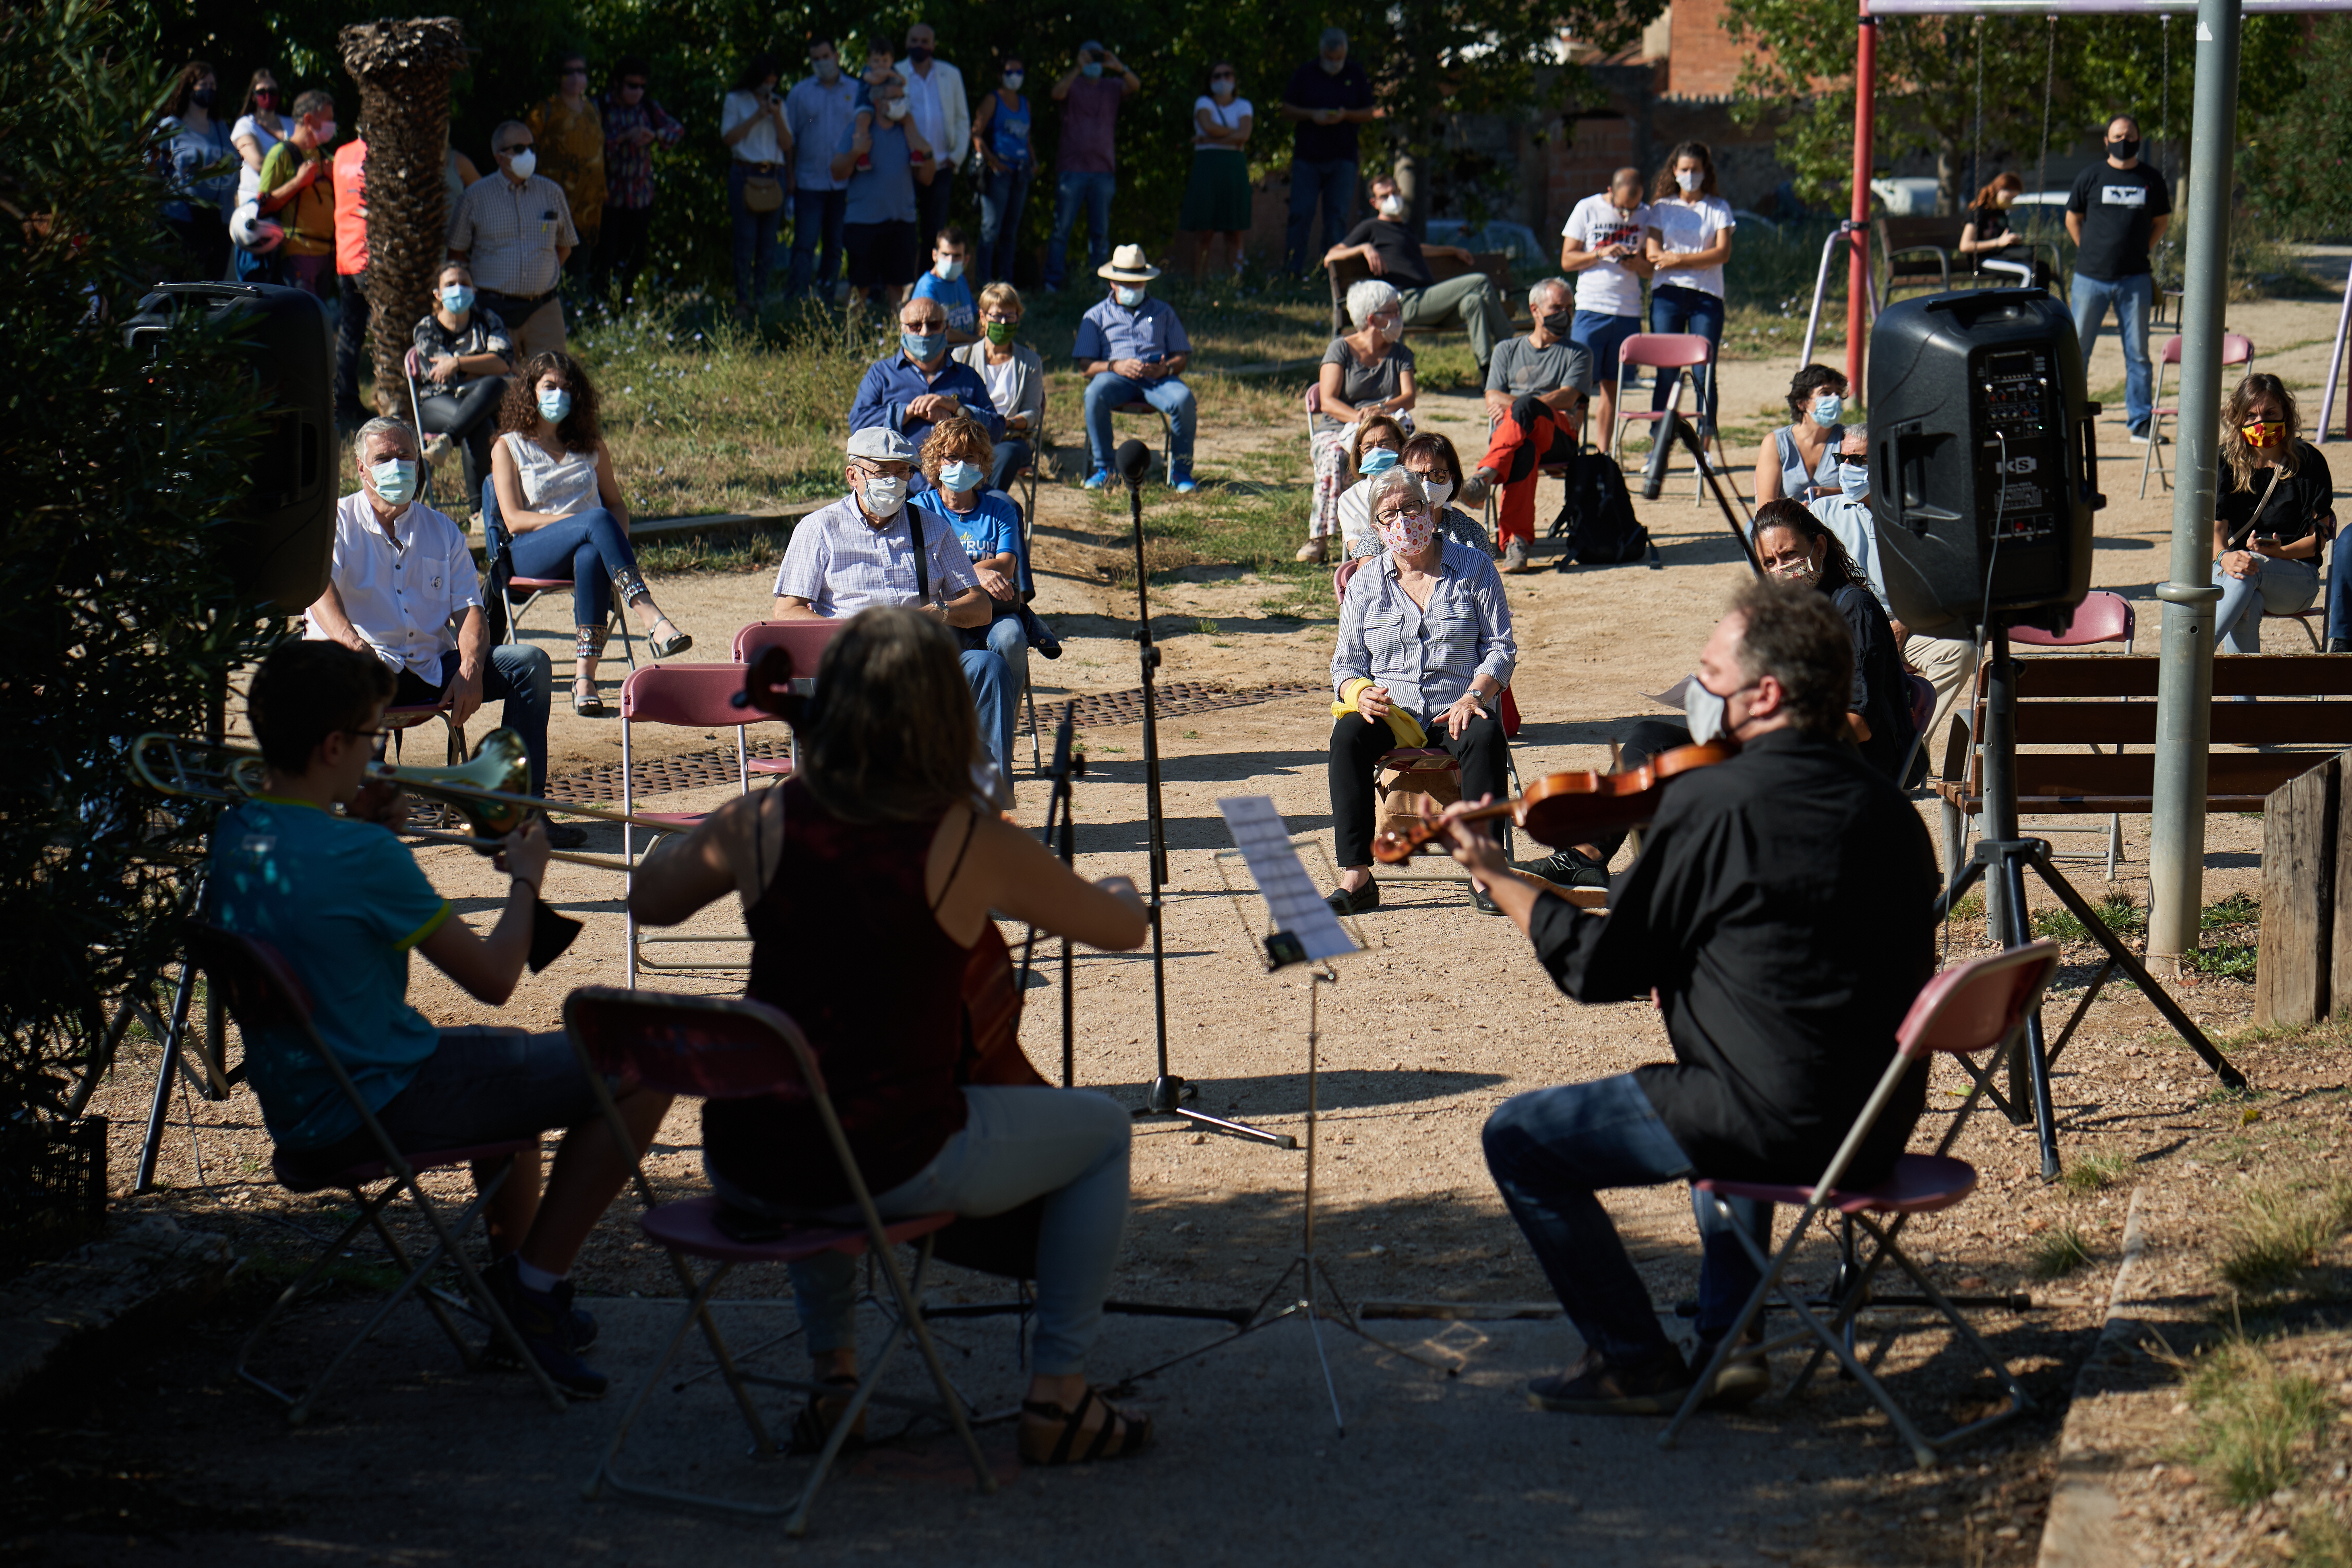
[770,494,981,617]
[721,89,786,165]
[1562,192,1651,318]
[903,65,947,154]
[1192,95,1252,150]
[1649,194,1736,299]
[305,494,484,679]
[1336,477,1376,553]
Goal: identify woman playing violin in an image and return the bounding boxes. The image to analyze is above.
[1326,466,1517,918]
[628,607,1156,1467]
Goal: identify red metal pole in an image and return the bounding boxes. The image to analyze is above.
[1847,1,1876,391]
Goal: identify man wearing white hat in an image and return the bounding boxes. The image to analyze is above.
[1074,244,1197,492]
[771,426,1019,786]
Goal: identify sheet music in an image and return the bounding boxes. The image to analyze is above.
[1216,796,1359,962]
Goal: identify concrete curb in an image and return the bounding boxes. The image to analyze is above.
[0,1216,234,1407]
[2035,1186,2151,1568]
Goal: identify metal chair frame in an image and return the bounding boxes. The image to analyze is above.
[621,661,775,983]
[2139,332,2255,498]
[1609,333,1733,507]
[480,479,637,671]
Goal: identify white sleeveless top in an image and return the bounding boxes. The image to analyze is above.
[502,432,600,517]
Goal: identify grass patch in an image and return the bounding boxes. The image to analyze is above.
[1946,892,1985,925]
[2031,892,2148,945]
[634,521,796,577]
[2191,891,2263,981]
[2217,1175,2352,1297]
[2295,1509,2352,1568]
[2060,1149,2133,1196]
[2031,1225,2095,1278]
[2175,1336,2338,1505]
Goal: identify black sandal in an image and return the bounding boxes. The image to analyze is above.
[789,1374,866,1454]
[647,615,693,660]
[1018,1386,1152,1466]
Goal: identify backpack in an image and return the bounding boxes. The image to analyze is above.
[1549,449,1651,567]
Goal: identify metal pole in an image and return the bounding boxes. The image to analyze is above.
[2316,260,2352,443]
[2146,0,2242,960]
[1847,1,1877,392]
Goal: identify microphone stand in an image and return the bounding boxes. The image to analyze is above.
[1017,714,1084,1086]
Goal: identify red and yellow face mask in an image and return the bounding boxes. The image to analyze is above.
[2240,418,2286,449]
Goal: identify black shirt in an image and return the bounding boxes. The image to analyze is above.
[1338,217,1434,292]
[1528,730,1940,1183]
[1832,580,1917,782]
[1284,58,1375,163]
[2064,161,2172,281]
[2217,441,2335,551]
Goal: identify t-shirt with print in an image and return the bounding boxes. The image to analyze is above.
[1487,333,1593,400]
[1562,192,1652,317]
[1648,195,1736,298]
[913,270,977,335]
[913,487,1026,604]
[2065,161,2171,281]
[207,799,452,1148]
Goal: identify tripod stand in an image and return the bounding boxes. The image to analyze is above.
[1935,628,2245,1179]
[1111,438,1290,1149]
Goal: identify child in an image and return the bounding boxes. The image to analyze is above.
[847,43,894,172]
[912,224,977,342]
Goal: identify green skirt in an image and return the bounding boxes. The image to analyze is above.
[1179,149,1252,233]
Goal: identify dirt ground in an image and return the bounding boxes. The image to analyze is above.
[22,298,2349,1565]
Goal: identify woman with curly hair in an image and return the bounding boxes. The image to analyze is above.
[2212,373,2333,662]
[490,350,693,715]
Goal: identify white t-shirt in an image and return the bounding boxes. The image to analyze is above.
[721,89,786,165]
[1192,95,1252,150]
[1561,193,1651,318]
[1649,194,1736,299]
[231,113,284,211]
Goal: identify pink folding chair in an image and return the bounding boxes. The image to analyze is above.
[1999,590,2137,878]
[1661,940,2062,1468]
[565,987,994,1535]
[2141,332,2255,497]
[1609,333,1730,505]
[732,619,849,780]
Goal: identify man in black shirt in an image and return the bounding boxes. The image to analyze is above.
[1280,28,1379,276]
[1324,172,1510,376]
[1446,577,1939,1415]
[2065,115,2172,443]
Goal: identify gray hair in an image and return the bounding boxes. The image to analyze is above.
[492,119,530,155]
[1841,421,1868,447]
[354,417,419,459]
[1528,276,1572,309]
[1320,26,1348,52]
[1367,465,1429,518]
[1345,277,1402,328]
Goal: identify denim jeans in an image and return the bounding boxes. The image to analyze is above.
[978,166,1033,283]
[1647,284,1725,437]
[2212,554,2320,657]
[1045,171,1115,288]
[1082,372,1194,475]
[1483,1074,1771,1363]
[416,378,507,502]
[334,269,371,427]
[728,162,782,309]
[508,508,647,625]
[1285,157,1358,275]
[986,611,1030,717]
[2331,546,2352,645]
[748,1085,1132,1376]
[989,438,1034,508]
[962,646,1016,785]
[390,645,554,794]
[785,187,846,300]
[2071,271,2155,433]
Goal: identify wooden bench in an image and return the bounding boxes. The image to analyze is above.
[1932,652,2352,874]
[1326,250,1518,339]
[1875,215,1969,299]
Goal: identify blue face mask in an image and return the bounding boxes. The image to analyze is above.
[440,283,474,312]
[934,257,965,281]
[537,388,571,423]
[1812,393,1844,426]
[1113,284,1146,308]
[1081,61,1104,79]
[1358,445,1400,476]
[1838,454,1870,503]
[938,459,985,492]
[902,329,943,361]
[369,457,420,507]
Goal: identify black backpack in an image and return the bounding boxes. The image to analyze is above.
[1548,449,1651,567]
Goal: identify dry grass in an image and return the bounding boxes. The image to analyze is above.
[2216,1174,2352,1297]
[2175,1336,2340,1506]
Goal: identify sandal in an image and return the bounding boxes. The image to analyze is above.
[788,1374,866,1455]
[647,615,693,660]
[1018,1386,1152,1466]
[570,680,608,717]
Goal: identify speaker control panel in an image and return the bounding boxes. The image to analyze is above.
[1973,347,2063,542]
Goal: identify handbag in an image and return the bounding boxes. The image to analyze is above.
[741,172,784,213]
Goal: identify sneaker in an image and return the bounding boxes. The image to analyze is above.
[2329,639,2351,654]
[1512,846,1608,888]
[1500,538,1533,575]
[482,1255,608,1399]
[1295,536,1330,565]
[1693,1334,1772,1408]
[1325,880,1380,918]
[1083,468,1111,490]
[1171,465,1198,494]
[479,1254,597,1353]
[2127,426,2152,445]
[1527,1347,1695,1416]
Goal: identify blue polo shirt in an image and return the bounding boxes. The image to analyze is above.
[848,351,1004,450]
[913,486,1028,598]
[1073,292,1193,367]
[207,798,452,1149]
[840,120,917,225]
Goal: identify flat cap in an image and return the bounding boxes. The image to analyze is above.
[845,426,916,461]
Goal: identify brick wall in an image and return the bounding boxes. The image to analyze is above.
[1665,0,1752,101]
[1546,114,1638,238]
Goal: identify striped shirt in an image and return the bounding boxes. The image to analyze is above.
[771,494,980,617]
[446,173,578,298]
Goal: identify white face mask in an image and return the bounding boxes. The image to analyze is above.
[314,120,338,144]
[1377,193,1402,217]
[937,459,985,492]
[858,472,908,516]
[934,256,964,280]
[1003,71,1024,90]
[881,97,909,121]
[1419,476,1454,511]
[1684,673,1738,745]
[368,457,419,506]
[1113,284,1146,308]
[1838,456,1870,503]
[1812,393,1843,426]
[1676,168,1702,194]
[537,388,571,423]
[506,148,537,178]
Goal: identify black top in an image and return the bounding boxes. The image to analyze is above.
[1338,217,1433,292]
[1285,58,1375,162]
[2217,441,2335,552]
[2064,161,2172,281]
[1832,580,1918,782]
[1528,730,1939,1183]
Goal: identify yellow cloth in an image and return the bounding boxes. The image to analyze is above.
[1333,679,1429,749]
[257,142,334,256]
[529,95,607,236]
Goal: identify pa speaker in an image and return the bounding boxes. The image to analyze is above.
[124,282,335,613]
[1866,289,2100,636]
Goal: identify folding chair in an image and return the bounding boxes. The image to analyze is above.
[2140,332,2255,497]
[1610,333,1731,505]
[480,478,637,670]
[565,987,995,1536]
[1997,590,2137,879]
[182,923,568,1424]
[1107,399,1174,482]
[622,661,778,984]
[382,696,463,767]
[1661,939,2062,1468]
[2266,595,2328,651]
[731,619,848,780]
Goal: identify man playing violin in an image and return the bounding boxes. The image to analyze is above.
[1440,578,1938,1415]
[210,640,674,1400]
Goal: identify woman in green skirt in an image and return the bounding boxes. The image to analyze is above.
[1179,61,1253,278]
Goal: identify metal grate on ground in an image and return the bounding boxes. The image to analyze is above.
[543,681,1326,804]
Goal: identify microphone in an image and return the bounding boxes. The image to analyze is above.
[1113,439,1151,489]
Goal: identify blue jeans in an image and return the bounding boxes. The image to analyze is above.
[390,646,554,794]
[2071,271,2155,433]
[1045,171,1115,288]
[990,438,1034,511]
[1483,1074,1771,1364]
[1082,373,1195,475]
[507,508,646,625]
[1285,157,1358,276]
[962,646,1016,785]
[728,163,782,309]
[786,186,846,300]
[979,165,1033,284]
[985,611,1030,715]
[1647,284,1725,437]
[2212,554,2320,657]
[748,1086,1132,1376]
[2330,546,2352,645]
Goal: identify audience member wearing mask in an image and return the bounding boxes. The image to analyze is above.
[2065,115,2172,442]
[1073,246,1197,491]
[1959,171,2050,288]
[1280,27,1380,277]
[2213,374,2331,661]
[412,261,515,502]
[1329,414,1408,559]
[1300,278,1417,564]
[970,55,1035,286]
[1345,432,1489,562]
[158,61,235,283]
[594,57,686,306]
[834,70,935,311]
[447,121,580,361]
[722,52,794,317]
[1178,62,1253,279]
[230,69,288,178]
[899,21,970,256]
[1642,141,1736,446]
[1559,166,1655,451]
[527,52,607,290]
[848,294,1003,456]
[785,39,857,302]
[1323,172,1507,379]
[253,90,338,296]
[1754,364,1847,505]
[1042,41,1138,291]
[1751,500,1915,784]
[912,224,978,342]
[950,283,1047,496]
[1466,278,1590,574]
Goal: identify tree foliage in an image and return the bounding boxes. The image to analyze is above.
[2244,15,2352,237]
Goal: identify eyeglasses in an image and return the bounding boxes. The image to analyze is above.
[983,312,1020,324]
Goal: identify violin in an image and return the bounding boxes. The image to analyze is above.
[1370,741,1737,864]
[956,922,1048,1087]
